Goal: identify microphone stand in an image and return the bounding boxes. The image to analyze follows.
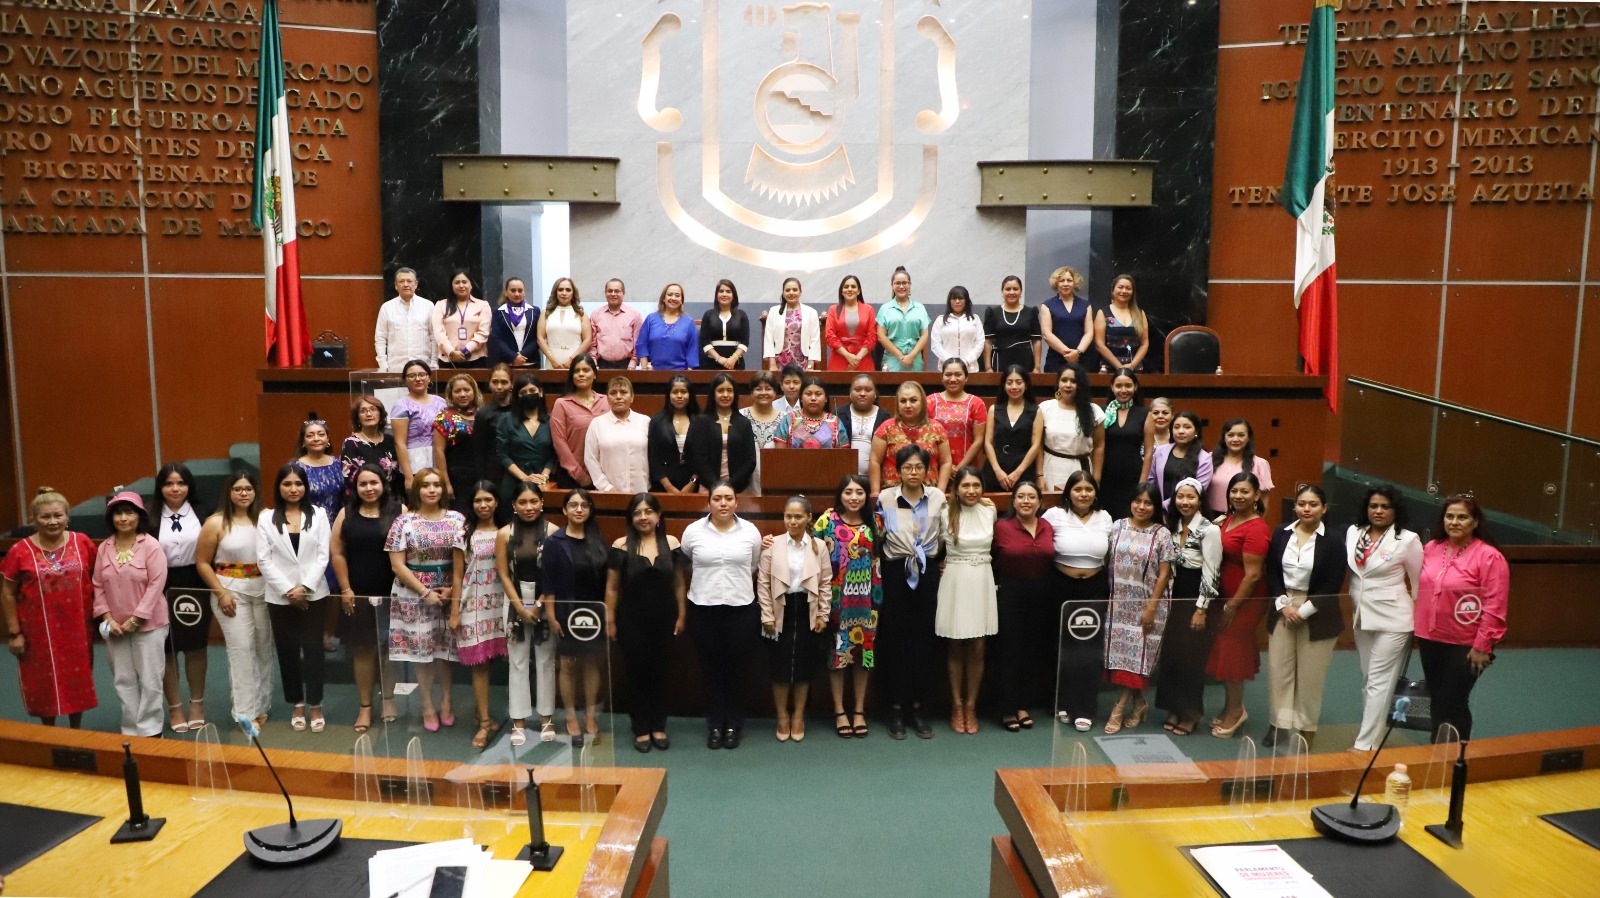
[1309,719,1401,843]
[515,766,563,870]
[110,743,165,843]
[1425,740,1469,848]
[241,725,343,864]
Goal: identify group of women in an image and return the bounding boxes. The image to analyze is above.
[410,265,1154,376]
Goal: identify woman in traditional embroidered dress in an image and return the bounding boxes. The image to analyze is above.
[1102,483,1178,734]
[386,468,464,731]
[1,487,98,728]
[452,482,508,750]
[814,474,880,739]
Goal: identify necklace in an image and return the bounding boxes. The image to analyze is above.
[1002,305,1022,327]
[114,535,137,565]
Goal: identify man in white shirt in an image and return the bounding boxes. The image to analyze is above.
[374,268,434,371]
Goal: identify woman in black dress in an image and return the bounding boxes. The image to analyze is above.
[983,275,1041,373]
[604,493,686,752]
[330,463,400,732]
[983,365,1040,492]
[698,279,752,370]
[1099,368,1150,518]
[647,375,700,494]
[541,488,609,746]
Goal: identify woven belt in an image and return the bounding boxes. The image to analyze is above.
[214,562,260,578]
[409,563,450,573]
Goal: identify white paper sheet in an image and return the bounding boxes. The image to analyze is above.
[1189,844,1334,898]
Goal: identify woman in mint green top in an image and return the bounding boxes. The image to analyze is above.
[877,266,930,372]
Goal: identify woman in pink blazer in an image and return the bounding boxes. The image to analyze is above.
[757,496,833,741]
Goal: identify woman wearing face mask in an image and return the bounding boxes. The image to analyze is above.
[648,375,701,493]
[497,374,555,510]
[94,491,170,737]
[1346,485,1421,752]
[1041,471,1113,732]
[1260,484,1348,749]
[1414,495,1508,742]
[1154,479,1220,736]
[2,488,98,729]
[1145,411,1212,512]
[258,465,334,733]
[151,463,210,734]
[1207,472,1270,738]
[431,270,493,368]
[935,467,998,735]
[758,496,832,742]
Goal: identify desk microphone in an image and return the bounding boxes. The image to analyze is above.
[110,743,165,843]
[1310,721,1401,843]
[236,715,343,864]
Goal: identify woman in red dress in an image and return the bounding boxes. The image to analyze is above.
[1,487,99,727]
[1206,472,1269,738]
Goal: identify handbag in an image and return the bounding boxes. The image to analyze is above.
[1389,642,1434,733]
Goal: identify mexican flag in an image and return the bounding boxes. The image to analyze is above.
[1281,0,1339,411]
[252,0,309,367]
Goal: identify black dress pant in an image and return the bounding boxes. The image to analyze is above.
[688,602,758,732]
[268,600,326,706]
[1417,636,1481,741]
[878,558,941,710]
[617,593,677,737]
[995,574,1053,712]
[1154,566,1214,718]
[1055,570,1109,721]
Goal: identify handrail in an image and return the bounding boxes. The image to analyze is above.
[1347,377,1600,449]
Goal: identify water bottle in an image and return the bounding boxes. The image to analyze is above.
[1384,763,1411,819]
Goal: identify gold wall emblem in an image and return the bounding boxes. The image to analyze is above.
[639,0,959,270]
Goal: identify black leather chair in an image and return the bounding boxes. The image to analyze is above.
[1165,326,1221,374]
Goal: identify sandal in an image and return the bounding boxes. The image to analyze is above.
[951,705,964,734]
[539,718,556,743]
[381,699,399,723]
[169,704,190,734]
[509,724,527,747]
[835,712,852,738]
[308,705,326,733]
[1018,712,1034,730]
[1002,715,1022,733]
[291,704,308,732]
[851,713,868,739]
[1104,700,1128,735]
[1126,699,1148,730]
[1171,720,1196,736]
[187,699,205,730]
[964,703,978,735]
[354,704,372,734]
[472,721,492,751]
[1074,718,1092,732]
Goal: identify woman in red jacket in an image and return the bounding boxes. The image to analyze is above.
[1414,494,1508,742]
[824,274,877,371]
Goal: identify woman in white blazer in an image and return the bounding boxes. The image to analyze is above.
[256,463,333,732]
[757,496,832,741]
[1345,485,1423,751]
[762,278,823,371]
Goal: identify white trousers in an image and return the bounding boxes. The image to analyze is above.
[507,584,556,720]
[107,625,168,737]
[1353,629,1411,751]
[212,590,276,720]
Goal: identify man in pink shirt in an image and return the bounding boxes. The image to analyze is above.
[590,278,642,369]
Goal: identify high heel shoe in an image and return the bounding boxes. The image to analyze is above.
[187,699,205,730]
[1103,699,1128,735]
[169,703,190,734]
[1125,699,1148,730]
[1211,708,1249,739]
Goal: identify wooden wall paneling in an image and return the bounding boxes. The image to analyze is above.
[259,390,348,473]
[147,278,262,464]
[1506,562,1600,647]
[1337,283,1441,395]
[1202,282,1301,375]
[1569,290,1600,441]
[1219,0,1302,46]
[1438,285,1577,430]
[1209,45,1298,281]
[8,277,157,504]
[299,277,385,369]
[282,0,378,30]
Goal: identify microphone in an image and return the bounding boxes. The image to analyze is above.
[236,715,343,864]
[1309,720,1401,843]
[1425,739,1469,848]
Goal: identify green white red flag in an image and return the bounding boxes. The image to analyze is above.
[1281,0,1339,411]
[252,0,309,367]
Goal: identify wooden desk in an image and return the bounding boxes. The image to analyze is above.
[993,726,1600,897]
[0,721,667,898]
[758,447,857,495]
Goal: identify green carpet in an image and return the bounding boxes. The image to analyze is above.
[4,645,1597,897]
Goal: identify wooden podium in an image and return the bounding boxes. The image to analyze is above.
[759,448,858,497]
